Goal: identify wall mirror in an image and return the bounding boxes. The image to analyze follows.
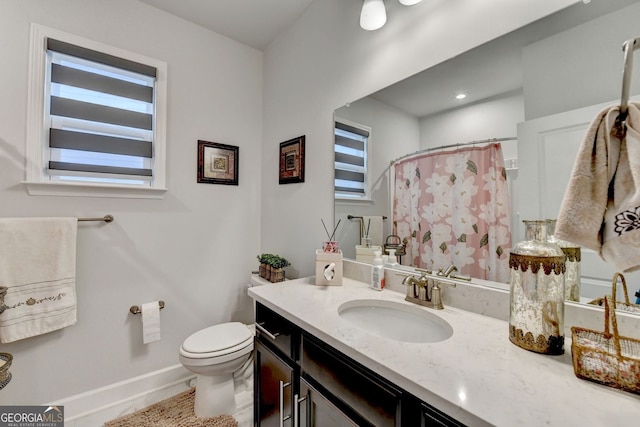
[334,0,640,312]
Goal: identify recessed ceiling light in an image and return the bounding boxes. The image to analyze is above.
[455,93,467,100]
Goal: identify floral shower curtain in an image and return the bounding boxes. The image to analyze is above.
[393,143,512,283]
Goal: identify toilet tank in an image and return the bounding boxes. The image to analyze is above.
[240,273,274,324]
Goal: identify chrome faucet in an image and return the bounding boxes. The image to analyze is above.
[437,264,472,281]
[439,265,457,277]
[401,268,456,310]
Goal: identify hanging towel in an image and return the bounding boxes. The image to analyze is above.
[0,218,78,343]
[362,216,384,247]
[555,102,640,272]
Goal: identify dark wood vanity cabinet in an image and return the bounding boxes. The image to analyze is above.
[254,302,466,427]
[254,303,300,427]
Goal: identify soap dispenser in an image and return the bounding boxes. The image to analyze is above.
[371,251,385,291]
[386,249,398,268]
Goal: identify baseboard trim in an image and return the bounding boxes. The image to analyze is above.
[50,364,195,422]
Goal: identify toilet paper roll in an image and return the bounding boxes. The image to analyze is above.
[141,301,161,344]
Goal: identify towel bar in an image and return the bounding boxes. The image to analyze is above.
[78,215,114,223]
[347,215,387,220]
[129,301,165,315]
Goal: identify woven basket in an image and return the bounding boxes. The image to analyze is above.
[571,294,640,394]
[0,353,12,390]
[258,264,285,283]
[587,272,640,314]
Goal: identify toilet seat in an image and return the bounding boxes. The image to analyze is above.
[180,322,254,361]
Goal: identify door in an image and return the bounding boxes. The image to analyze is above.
[298,376,361,427]
[254,339,296,427]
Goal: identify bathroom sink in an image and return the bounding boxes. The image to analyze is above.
[337,299,453,343]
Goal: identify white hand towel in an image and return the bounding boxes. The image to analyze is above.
[141,301,161,344]
[0,217,78,343]
[363,216,384,247]
[556,102,640,272]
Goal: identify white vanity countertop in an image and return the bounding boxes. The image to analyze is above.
[248,277,640,427]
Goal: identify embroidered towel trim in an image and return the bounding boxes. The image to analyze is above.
[555,102,640,272]
[0,217,78,343]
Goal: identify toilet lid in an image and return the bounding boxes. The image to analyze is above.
[183,322,253,354]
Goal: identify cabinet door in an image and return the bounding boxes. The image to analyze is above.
[255,339,296,427]
[256,302,300,361]
[421,402,467,427]
[298,377,360,427]
[301,334,401,427]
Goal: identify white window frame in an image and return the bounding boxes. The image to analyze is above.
[24,24,168,199]
[334,117,372,202]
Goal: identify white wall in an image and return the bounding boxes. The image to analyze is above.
[261,0,578,278]
[523,1,640,119]
[419,91,523,156]
[0,0,262,404]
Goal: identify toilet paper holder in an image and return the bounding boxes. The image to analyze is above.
[129,300,165,315]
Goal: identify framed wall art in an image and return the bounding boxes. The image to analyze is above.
[197,140,239,185]
[278,136,305,184]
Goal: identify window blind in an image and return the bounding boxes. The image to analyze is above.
[46,38,157,181]
[335,121,368,196]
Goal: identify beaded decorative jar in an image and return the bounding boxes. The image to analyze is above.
[509,220,566,355]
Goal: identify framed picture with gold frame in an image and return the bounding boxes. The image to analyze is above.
[197,140,238,185]
[279,136,305,184]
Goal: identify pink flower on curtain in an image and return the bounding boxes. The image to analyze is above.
[393,143,512,283]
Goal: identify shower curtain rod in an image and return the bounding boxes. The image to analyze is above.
[390,137,517,166]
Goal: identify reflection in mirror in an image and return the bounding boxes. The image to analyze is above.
[334,0,640,311]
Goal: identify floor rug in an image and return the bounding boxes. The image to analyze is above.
[104,388,238,427]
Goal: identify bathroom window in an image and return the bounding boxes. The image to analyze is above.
[25,24,168,198]
[334,120,370,200]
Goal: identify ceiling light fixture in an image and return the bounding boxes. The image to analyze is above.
[456,93,467,100]
[360,0,387,31]
[360,0,423,31]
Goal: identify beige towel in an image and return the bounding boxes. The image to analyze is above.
[555,102,640,272]
[362,216,384,247]
[0,217,78,343]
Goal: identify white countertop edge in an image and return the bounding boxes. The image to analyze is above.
[248,276,640,427]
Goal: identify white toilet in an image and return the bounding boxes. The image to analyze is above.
[179,321,254,418]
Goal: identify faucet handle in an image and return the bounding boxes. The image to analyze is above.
[431,279,456,309]
[415,267,432,277]
[430,285,444,309]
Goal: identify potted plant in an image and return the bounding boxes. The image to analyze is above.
[257,253,291,283]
